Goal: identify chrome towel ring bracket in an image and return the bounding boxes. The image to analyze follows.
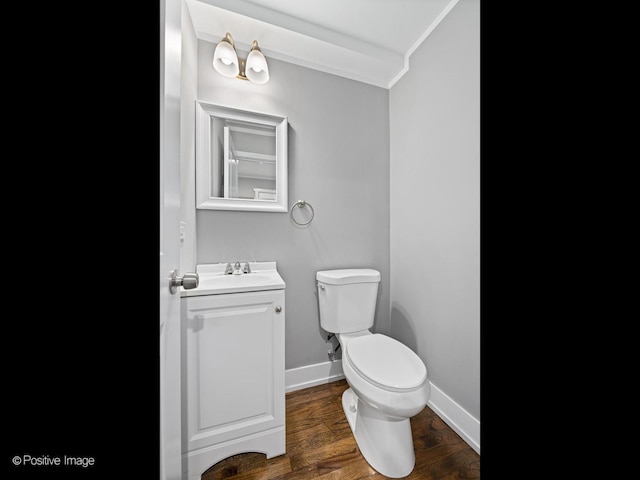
[290,199,314,226]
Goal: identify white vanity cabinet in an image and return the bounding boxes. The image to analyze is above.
[180,263,285,480]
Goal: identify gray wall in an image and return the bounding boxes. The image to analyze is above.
[389,0,480,420]
[193,41,391,370]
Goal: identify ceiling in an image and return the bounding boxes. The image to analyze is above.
[184,0,459,89]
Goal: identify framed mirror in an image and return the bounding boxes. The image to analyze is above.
[195,101,288,212]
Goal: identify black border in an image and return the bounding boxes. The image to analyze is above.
[4,4,159,477]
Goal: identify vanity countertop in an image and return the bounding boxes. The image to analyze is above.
[180,262,285,297]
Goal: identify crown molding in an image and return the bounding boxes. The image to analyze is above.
[186,0,458,89]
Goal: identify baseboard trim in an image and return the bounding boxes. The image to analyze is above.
[285,360,345,393]
[427,383,480,454]
[285,360,480,453]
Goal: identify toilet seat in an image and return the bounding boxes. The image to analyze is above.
[345,334,426,392]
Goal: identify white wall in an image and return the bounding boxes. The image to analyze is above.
[390,0,480,420]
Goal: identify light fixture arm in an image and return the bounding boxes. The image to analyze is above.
[223,32,235,47]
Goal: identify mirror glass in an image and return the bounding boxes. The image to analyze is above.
[195,101,288,212]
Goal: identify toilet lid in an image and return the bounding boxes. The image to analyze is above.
[346,334,427,392]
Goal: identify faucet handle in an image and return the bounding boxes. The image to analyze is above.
[234,261,241,270]
[225,262,233,274]
[243,262,251,274]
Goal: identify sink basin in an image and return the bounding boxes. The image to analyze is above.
[180,262,285,296]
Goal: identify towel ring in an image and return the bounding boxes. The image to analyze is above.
[290,199,314,226]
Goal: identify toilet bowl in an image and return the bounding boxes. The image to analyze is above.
[316,269,430,478]
[338,332,430,478]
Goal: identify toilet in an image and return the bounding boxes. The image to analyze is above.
[317,268,430,479]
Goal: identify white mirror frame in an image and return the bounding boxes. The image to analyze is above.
[195,101,288,212]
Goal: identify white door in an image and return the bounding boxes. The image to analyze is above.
[160,0,182,478]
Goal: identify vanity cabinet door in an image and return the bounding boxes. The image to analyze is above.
[182,290,285,453]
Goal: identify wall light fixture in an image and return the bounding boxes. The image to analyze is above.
[212,32,270,84]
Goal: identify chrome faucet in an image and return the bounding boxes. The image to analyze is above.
[225,261,250,274]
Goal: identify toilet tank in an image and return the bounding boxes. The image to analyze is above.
[316,269,381,334]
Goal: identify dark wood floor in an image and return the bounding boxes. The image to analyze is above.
[202,379,479,479]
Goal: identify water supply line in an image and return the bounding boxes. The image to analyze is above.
[327,333,341,361]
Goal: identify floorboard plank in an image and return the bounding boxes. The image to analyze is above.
[289,436,357,472]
